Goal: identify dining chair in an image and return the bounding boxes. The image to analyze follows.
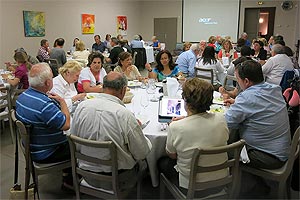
[132,51,138,65]
[194,67,214,85]
[223,74,238,91]
[132,48,147,70]
[241,126,300,199]
[47,59,59,77]
[10,109,71,199]
[67,134,144,199]
[160,139,245,199]
[0,86,14,143]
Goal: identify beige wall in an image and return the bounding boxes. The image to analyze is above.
[1,0,299,66]
[239,0,299,48]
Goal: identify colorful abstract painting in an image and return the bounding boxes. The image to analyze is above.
[117,16,127,36]
[82,14,95,34]
[23,11,45,37]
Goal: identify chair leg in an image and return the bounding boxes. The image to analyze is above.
[8,114,15,143]
[278,182,287,199]
[159,177,166,199]
[24,165,30,199]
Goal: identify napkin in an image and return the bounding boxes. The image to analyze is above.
[166,77,179,97]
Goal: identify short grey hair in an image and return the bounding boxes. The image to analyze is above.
[29,62,52,87]
[133,35,140,40]
[190,43,200,51]
[103,73,128,90]
[271,44,285,54]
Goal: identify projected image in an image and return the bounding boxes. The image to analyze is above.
[167,100,182,115]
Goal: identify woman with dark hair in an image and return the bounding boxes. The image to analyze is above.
[77,52,106,93]
[196,46,226,90]
[114,52,142,81]
[251,40,267,61]
[70,37,79,54]
[146,50,182,81]
[158,78,229,194]
[104,34,112,50]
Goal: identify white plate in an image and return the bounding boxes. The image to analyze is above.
[155,82,163,87]
[209,104,226,113]
[128,81,142,87]
[86,93,101,99]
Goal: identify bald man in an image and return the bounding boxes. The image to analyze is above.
[71,72,151,190]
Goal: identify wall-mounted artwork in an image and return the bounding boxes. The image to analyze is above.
[82,14,95,34]
[23,11,45,37]
[117,16,127,36]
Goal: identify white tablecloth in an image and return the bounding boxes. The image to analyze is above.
[145,46,155,63]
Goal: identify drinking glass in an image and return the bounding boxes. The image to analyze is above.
[146,79,158,102]
[140,93,149,114]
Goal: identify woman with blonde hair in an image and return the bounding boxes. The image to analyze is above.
[72,40,90,60]
[50,60,86,112]
[218,39,238,61]
[183,42,192,51]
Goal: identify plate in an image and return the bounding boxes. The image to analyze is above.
[127,81,142,87]
[213,97,224,105]
[209,105,226,113]
[86,93,101,99]
[155,82,163,87]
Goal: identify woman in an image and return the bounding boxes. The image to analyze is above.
[196,46,226,90]
[251,40,267,61]
[104,34,112,50]
[51,60,86,112]
[114,52,142,81]
[158,78,229,194]
[146,50,182,82]
[218,39,238,61]
[183,42,192,52]
[151,36,161,51]
[72,40,90,60]
[70,37,79,54]
[2,51,30,89]
[77,52,107,93]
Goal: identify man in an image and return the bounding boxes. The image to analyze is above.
[71,72,151,189]
[262,44,294,85]
[50,38,67,67]
[92,35,106,53]
[105,37,124,65]
[240,32,251,47]
[16,63,71,164]
[37,39,50,62]
[175,43,200,78]
[225,60,291,170]
[199,40,207,57]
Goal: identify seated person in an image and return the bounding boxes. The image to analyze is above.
[151,36,161,51]
[218,39,238,63]
[251,40,267,61]
[50,38,67,67]
[130,35,143,48]
[114,52,142,81]
[105,37,124,65]
[50,60,86,112]
[71,72,151,190]
[158,78,229,194]
[2,51,30,89]
[72,40,90,60]
[77,52,107,93]
[16,63,71,164]
[225,60,291,170]
[196,46,226,90]
[146,50,182,81]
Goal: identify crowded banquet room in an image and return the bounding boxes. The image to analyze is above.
[1,0,300,199]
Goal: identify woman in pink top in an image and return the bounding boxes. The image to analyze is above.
[3,51,30,89]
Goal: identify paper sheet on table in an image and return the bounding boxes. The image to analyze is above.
[222,57,230,66]
[240,146,250,163]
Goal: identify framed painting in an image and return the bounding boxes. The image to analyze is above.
[23,11,45,37]
[117,16,127,36]
[82,14,95,34]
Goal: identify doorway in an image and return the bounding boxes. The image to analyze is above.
[244,7,275,42]
[154,18,177,51]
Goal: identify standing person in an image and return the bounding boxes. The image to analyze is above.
[176,43,201,78]
[37,39,50,62]
[92,35,106,53]
[2,51,30,89]
[50,60,86,112]
[71,72,151,190]
[16,62,71,164]
[158,78,229,193]
[77,52,107,93]
[146,50,182,81]
[50,38,67,67]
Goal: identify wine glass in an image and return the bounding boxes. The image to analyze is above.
[146,79,158,102]
[140,93,149,114]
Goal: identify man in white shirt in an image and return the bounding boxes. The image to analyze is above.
[71,71,151,189]
[262,44,294,85]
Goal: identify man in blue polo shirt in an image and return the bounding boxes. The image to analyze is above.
[16,62,71,163]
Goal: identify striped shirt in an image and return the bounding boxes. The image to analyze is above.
[16,87,67,161]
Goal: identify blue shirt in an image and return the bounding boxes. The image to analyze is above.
[225,82,291,161]
[153,66,180,81]
[130,40,143,48]
[16,88,67,161]
[92,42,106,53]
[175,49,197,78]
